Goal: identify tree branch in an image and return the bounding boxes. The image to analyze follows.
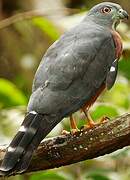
[0,8,79,29]
[0,113,130,176]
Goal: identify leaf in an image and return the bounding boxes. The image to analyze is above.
[0,78,27,108]
[33,17,61,41]
[30,171,67,180]
[86,173,110,180]
[103,80,130,109]
[91,104,119,120]
[119,58,130,80]
[85,168,111,180]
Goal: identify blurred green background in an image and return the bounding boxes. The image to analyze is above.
[0,0,130,180]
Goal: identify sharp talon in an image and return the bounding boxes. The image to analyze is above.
[71,128,79,135]
[61,130,70,135]
[100,116,110,123]
[80,125,88,131]
[88,122,97,128]
[81,109,97,128]
[80,124,94,131]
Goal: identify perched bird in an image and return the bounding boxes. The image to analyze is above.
[0,2,128,176]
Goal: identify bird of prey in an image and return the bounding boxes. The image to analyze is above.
[0,2,128,176]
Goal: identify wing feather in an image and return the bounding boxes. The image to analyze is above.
[28,22,117,115]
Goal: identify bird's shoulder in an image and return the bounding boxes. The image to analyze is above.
[32,22,115,92]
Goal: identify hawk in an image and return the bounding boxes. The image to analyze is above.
[0,2,128,176]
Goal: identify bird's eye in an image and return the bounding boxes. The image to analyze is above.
[101,7,111,14]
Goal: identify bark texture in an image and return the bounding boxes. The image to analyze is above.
[0,113,130,176]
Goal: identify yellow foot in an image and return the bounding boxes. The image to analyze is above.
[61,130,70,135]
[100,116,110,123]
[80,123,97,131]
[71,128,79,135]
[80,116,110,131]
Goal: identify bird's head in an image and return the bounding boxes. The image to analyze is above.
[87,2,129,29]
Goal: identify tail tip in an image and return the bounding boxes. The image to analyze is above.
[0,168,9,176]
[0,165,14,176]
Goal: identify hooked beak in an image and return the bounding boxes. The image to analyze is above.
[118,9,129,19]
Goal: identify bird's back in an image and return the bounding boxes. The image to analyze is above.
[27,20,115,117]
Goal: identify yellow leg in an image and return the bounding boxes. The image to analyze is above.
[61,115,79,135]
[100,116,110,123]
[82,109,96,128]
[70,115,78,129]
[70,115,79,134]
[82,108,110,130]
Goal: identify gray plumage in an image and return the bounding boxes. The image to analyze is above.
[28,20,115,116]
[0,2,128,175]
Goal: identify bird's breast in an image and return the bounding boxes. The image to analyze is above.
[111,30,123,60]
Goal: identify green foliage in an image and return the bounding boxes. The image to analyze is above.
[103,80,130,109]
[119,58,130,80]
[0,1,130,180]
[86,173,110,180]
[0,78,27,108]
[30,171,67,180]
[92,104,119,120]
[33,17,61,41]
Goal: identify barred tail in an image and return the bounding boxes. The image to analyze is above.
[0,112,60,176]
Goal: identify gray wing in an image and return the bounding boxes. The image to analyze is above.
[106,59,118,90]
[33,23,115,92]
[28,22,116,116]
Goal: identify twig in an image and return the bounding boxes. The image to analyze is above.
[0,8,79,29]
[0,113,130,176]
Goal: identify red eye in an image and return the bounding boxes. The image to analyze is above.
[101,7,111,14]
